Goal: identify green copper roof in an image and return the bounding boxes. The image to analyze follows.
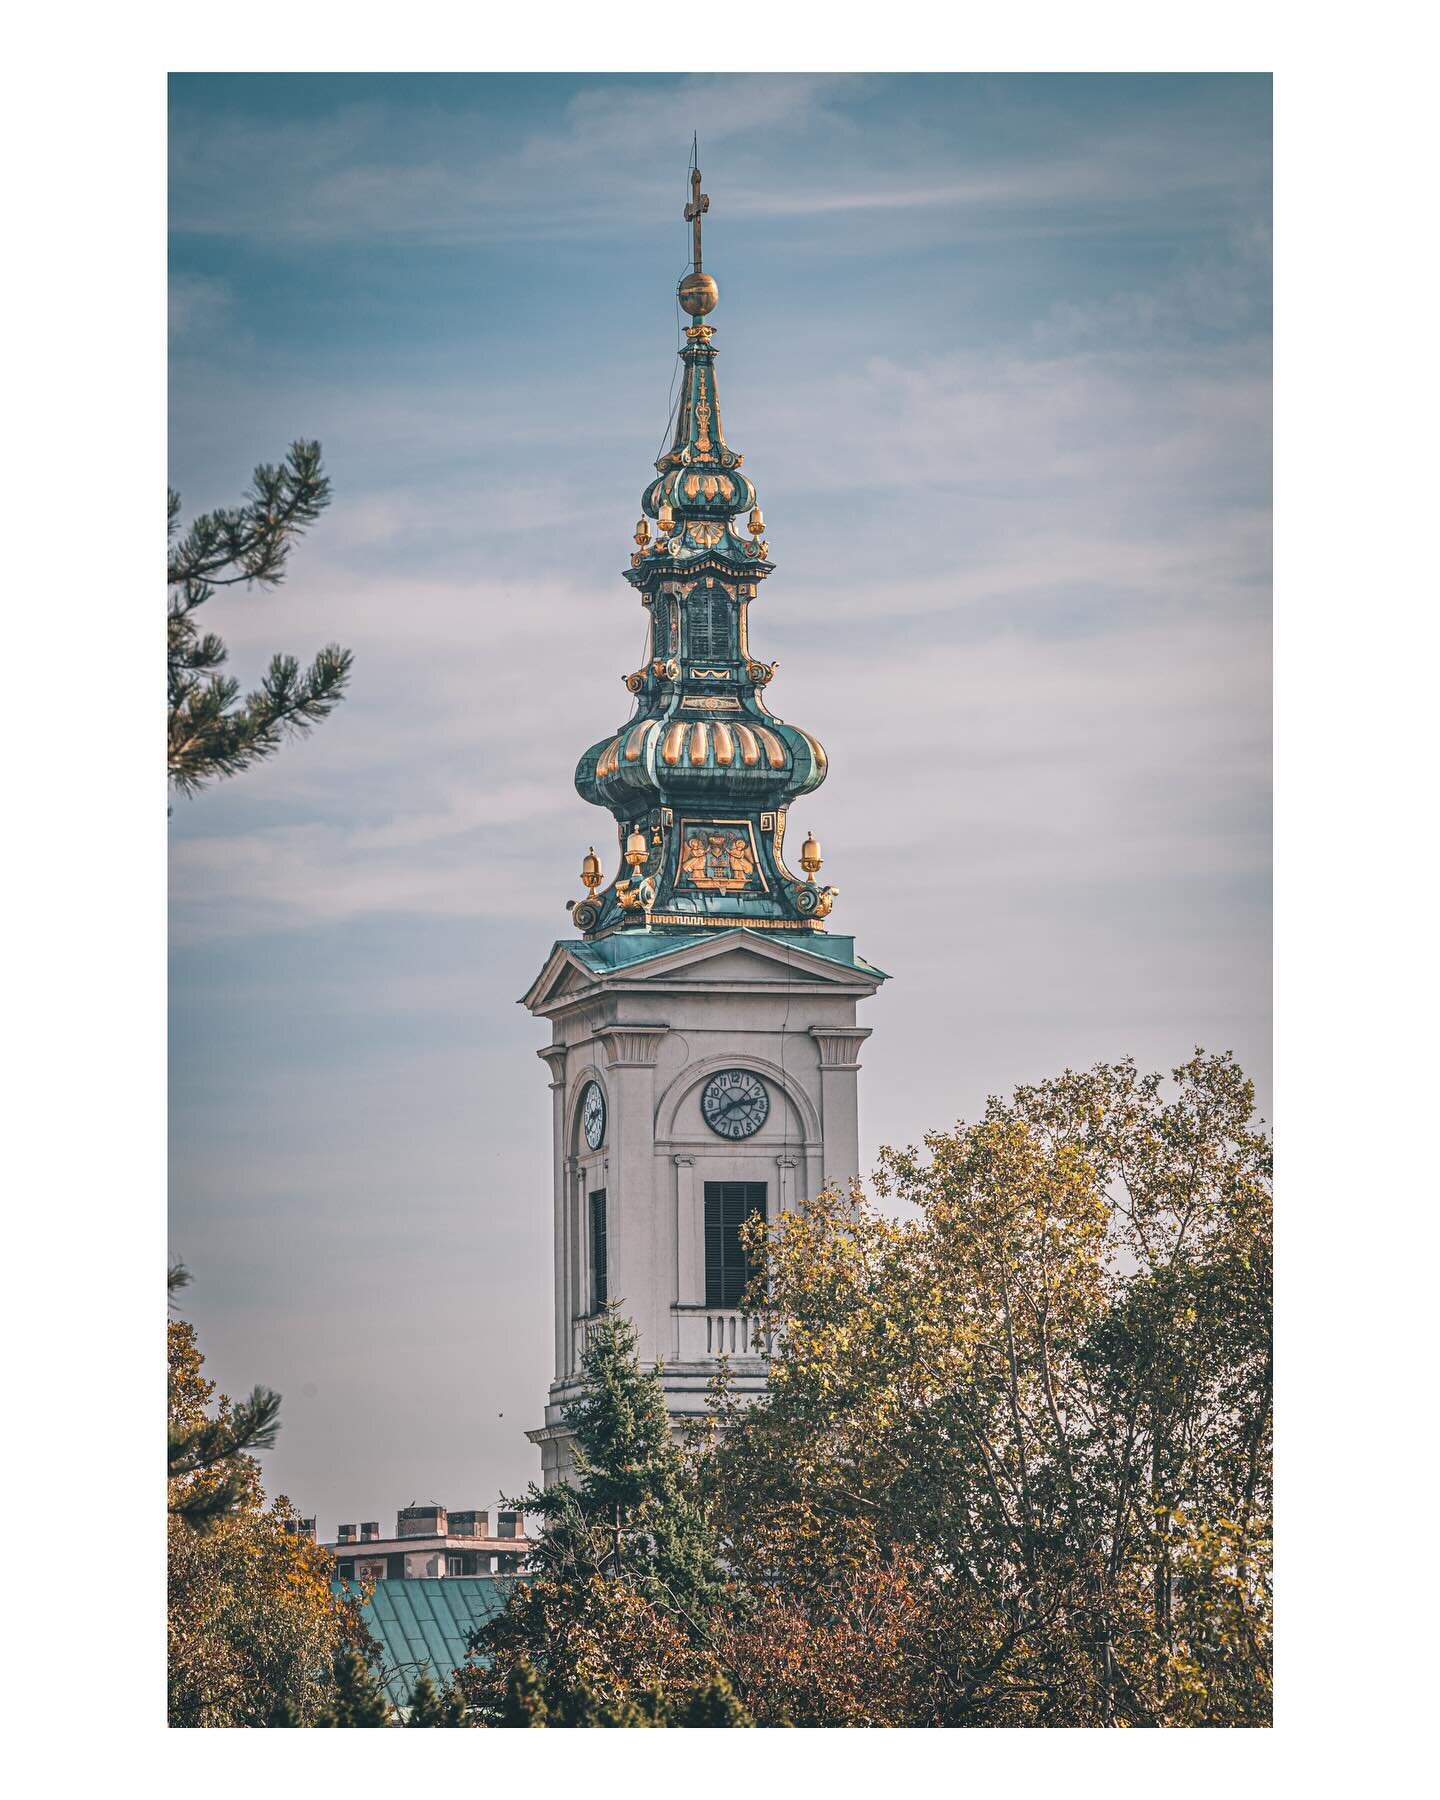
[554,927,888,981]
[340,1577,517,1709]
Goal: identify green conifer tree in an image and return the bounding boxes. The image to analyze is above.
[678,1673,754,1728]
[525,1305,725,1619]
[467,1308,730,1725]
[500,1656,549,1727]
[318,1648,392,1727]
[168,440,352,798]
[405,1670,468,1726]
[167,1262,283,1531]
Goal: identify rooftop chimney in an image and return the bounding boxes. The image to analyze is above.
[360,1521,380,1542]
[397,1504,447,1538]
[338,1523,357,1543]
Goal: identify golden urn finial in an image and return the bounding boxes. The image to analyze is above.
[580,847,602,895]
[799,829,823,879]
[625,828,648,869]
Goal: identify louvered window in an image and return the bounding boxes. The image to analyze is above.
[704,1182,766,1307]
[685,590,729,661]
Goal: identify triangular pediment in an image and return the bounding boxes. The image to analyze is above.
[545,963,592,1000]
[522,928,882,1016]
[657,943,831,985]
[520,943,598,1014]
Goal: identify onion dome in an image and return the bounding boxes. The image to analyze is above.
[577,714,827,816]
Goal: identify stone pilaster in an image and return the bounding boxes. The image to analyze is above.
[537,1043,570,1382]
[810,1025,871,1193]
[594,1025,669,1359]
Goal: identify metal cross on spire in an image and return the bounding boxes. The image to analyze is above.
[684,165,709,272]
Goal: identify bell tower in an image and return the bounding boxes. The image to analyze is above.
[522,169,887,1485]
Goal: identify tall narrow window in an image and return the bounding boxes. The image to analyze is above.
[704,1182,766,1308]
[589,1188,608,1313]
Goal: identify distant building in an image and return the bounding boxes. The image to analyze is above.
[324,1503,531,1582]
[344,1576,516,1713]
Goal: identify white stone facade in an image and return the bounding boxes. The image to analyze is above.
[523,928,883,1486]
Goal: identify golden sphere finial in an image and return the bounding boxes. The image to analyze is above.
[678,271,719,317]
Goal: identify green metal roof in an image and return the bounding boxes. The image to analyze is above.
[339,1578,518,1709]
[560,926,888,981]
[567,929,714,972]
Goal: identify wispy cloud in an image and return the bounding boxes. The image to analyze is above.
[169,75,1267,250]
[168,272,231,338]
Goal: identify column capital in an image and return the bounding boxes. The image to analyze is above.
[595,1024,669,1068]
[775,1154,798,1169]
[673,1154,695,1168]
[809,1026,871,1068]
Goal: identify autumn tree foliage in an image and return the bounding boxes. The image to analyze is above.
[705,1051,1272,1727]
[167,1299,372,1726]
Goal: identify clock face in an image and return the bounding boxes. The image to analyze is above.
[701,1069,770,1140]
[581,1081,606,1151]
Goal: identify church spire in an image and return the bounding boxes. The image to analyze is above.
[568,168,834,939]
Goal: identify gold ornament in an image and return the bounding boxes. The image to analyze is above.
[678,271,718,317]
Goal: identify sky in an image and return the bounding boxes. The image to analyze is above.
[168,72,1271,1534]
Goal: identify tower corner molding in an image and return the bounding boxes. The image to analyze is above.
[537,1043,569,1082]
[595,1023,670,1068]
[809,1025,872,1067]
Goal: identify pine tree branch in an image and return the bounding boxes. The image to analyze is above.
[169,1384,282,1477]
[166,442,351,798]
